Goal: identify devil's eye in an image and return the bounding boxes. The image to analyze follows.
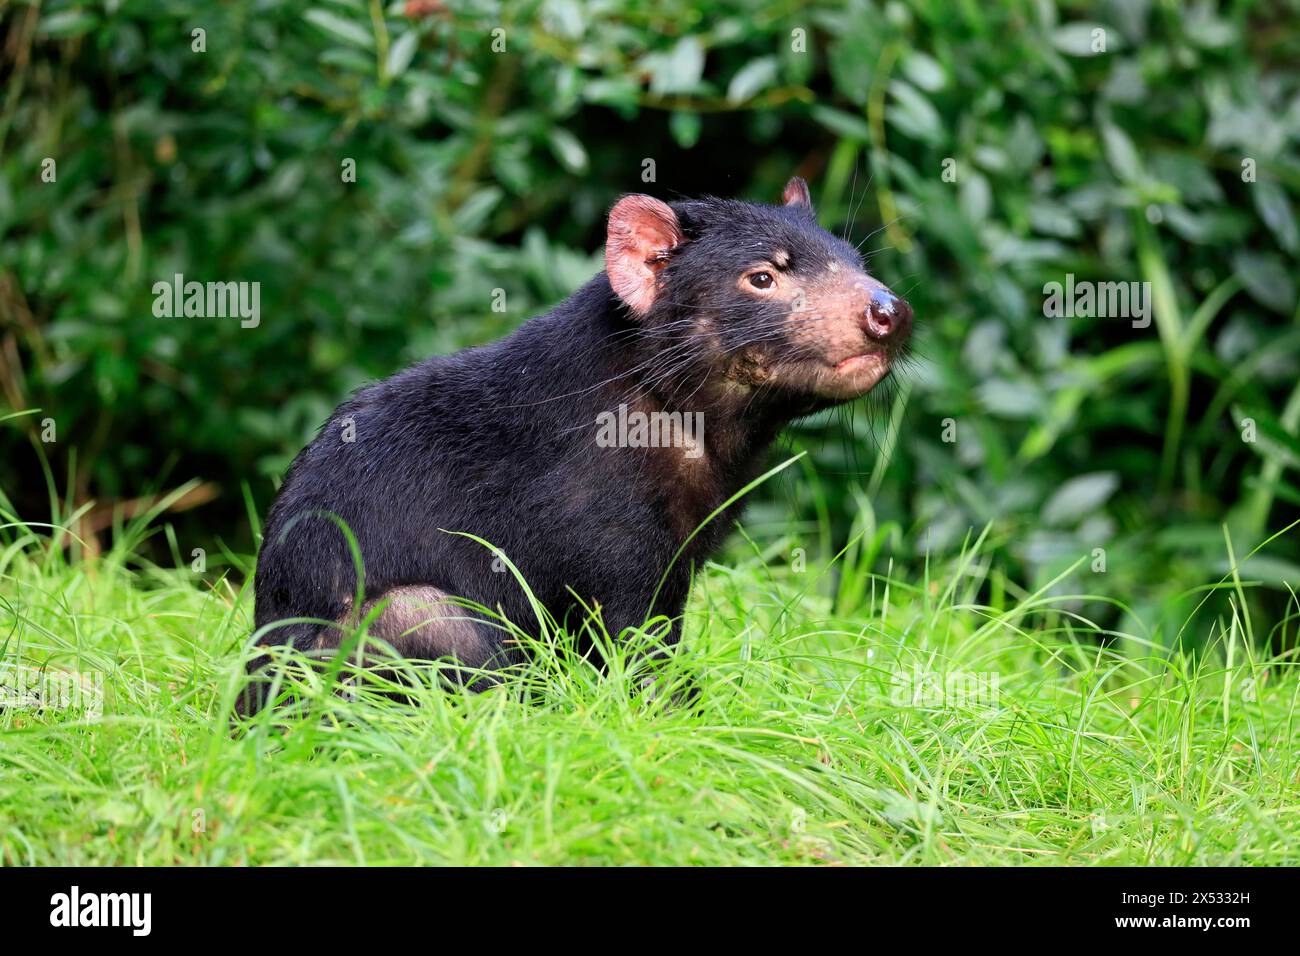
[749,272,774,290]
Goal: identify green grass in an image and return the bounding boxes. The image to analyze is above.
[1,503,1297,866]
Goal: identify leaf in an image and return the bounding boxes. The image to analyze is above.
[977,379,1045,418]
[1150,153,1224,204]
[886,80,943,145]
[542,0,585,39]
[959,172,992,223]
[879,789,943,827]
[547,128,589,174]
[1042,472,1120,526]
[1184,9,1238,49]
[1232,251,1297,314]
[319,48,374,73]
[901,51,946,92]
[97,800,142,827]
[669,111,701,149]
[1236,405,1300,468]
[1028,200,1081,238]
[386,30,419,78]
[37,10,100,38]
[1244,473,1300,509]
[726,57,778,103]
[452,187,503,232]
[1215,555,1300,588]
[810,105,871,142]
[304,9,374,49]
[582,76,641,111]
[1252,180,1298,254]
[648,37,704,95]
[1100,122,1142,182]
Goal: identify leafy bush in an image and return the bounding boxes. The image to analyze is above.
[2,0,1297,645]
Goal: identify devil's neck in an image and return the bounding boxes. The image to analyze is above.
[590,349,793,480]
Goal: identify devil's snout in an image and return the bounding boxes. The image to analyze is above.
[863,287,913,344]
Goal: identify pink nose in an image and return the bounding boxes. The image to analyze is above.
[864,288,913,343]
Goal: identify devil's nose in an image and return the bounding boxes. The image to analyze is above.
[863,288,913,342]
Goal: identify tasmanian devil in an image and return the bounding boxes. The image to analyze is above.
[241,177,912,711]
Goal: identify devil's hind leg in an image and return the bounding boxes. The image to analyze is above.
[238,585,506,715]
[323,585,504,676]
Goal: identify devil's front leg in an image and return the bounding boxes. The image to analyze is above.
[570,566,698,707]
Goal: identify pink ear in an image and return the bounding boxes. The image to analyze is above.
[605,195,683,316]
[782,176,812,209]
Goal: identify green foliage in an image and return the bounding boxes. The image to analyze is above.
[1,0,1298,644]
[1,503,1297,865]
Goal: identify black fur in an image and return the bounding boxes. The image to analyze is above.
[246,191,908,707]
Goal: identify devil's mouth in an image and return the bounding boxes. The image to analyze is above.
[736,349,892,401]
[832,350,888,374]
